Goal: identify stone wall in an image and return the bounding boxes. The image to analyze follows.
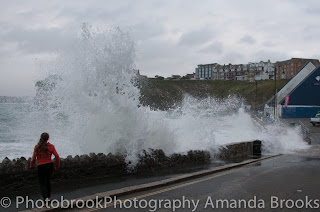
[0,141,259,194]
[218,141,254,162]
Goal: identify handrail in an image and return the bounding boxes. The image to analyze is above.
[298,120,310,134]
[298,120,311,143]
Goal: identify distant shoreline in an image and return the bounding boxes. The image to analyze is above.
[0,96,32,103]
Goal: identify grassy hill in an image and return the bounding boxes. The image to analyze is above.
[139,79,290,110]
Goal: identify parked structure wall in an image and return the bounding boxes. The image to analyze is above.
[266,63,320,118]
[279,65,320,106]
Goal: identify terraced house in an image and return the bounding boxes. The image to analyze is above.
[195,60,274,82]
[195,58,319,82]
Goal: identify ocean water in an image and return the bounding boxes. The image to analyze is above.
[0,103,35,159]
[0,26,309,164]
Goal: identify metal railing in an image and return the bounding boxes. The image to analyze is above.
[298,120,311,144]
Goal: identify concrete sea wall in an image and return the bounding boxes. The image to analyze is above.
[0,141,259,194]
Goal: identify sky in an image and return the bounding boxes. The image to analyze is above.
[1,0,320,96]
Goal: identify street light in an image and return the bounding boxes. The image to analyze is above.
[274,64,277,118]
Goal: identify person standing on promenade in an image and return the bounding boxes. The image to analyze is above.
[30,132,60,203]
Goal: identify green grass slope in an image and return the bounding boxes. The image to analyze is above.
[139,79,289,110]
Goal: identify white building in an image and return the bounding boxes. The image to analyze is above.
[195,60,274,81]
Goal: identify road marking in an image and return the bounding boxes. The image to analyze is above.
[71,155,283,211]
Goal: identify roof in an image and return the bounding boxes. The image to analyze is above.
[275,58,320,66]
[266,62,317,106]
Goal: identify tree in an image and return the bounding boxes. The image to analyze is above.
[155,75,164,80]
[181,75,190,80]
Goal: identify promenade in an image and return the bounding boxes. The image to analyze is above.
[5,118,320,212]
[67,119,320,211]
[61,148,320,212]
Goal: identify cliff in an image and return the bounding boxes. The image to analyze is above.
[139,79,290,110]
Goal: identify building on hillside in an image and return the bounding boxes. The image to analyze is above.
[266,62,320,118]
[195,60,274,81]
[134,69,148,80]
[235,64,248,81]
[275,58,320,80]
[195,63,217,79]
[171,75,181,79]
[253,60,274,81]
[186,73,195,79]
[195,58,319,81]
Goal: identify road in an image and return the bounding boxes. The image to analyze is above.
[63,146,320,212]
[9,118,320,212]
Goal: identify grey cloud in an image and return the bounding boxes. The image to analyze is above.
[178,28,215,46]
[133,21,166,41]
[222,52,244,64]
[1,27,73,54]
[305,7,318,14]
[311,53,320,60]
[199,42,223,54]
[251,50,288,62]
[137,39,182,61]
[1,0,320,96]
[240,35,256,44]
[263,40,277,47]
[58,5,123,23]
[300,25,320,41]
[136,39,199,77]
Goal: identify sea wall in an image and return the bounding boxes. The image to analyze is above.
[0,141,259,194]
[218,141,254,162]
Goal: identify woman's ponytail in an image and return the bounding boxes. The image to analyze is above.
[35,133,49,153]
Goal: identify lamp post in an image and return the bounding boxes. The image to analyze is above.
[274,65,277,118]
[255,80,258,109]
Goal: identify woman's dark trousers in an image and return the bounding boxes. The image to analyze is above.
[37,163,53,200]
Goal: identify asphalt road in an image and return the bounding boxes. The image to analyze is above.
[77,147,320,212]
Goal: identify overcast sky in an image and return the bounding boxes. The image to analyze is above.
[1,0,320,96]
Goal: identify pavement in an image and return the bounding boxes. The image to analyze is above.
[73,147,320,212]
[5,118,320,212]
[3,163,219,212]
[17,155,280,212]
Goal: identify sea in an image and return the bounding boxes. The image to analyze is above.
[0,26,309,165]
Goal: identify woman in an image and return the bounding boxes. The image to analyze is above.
[30,132,60,202]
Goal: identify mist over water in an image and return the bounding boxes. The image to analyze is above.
[1,25,309,164]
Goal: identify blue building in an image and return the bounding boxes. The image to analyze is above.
[195,64,216,79]
[267,62,320,118]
